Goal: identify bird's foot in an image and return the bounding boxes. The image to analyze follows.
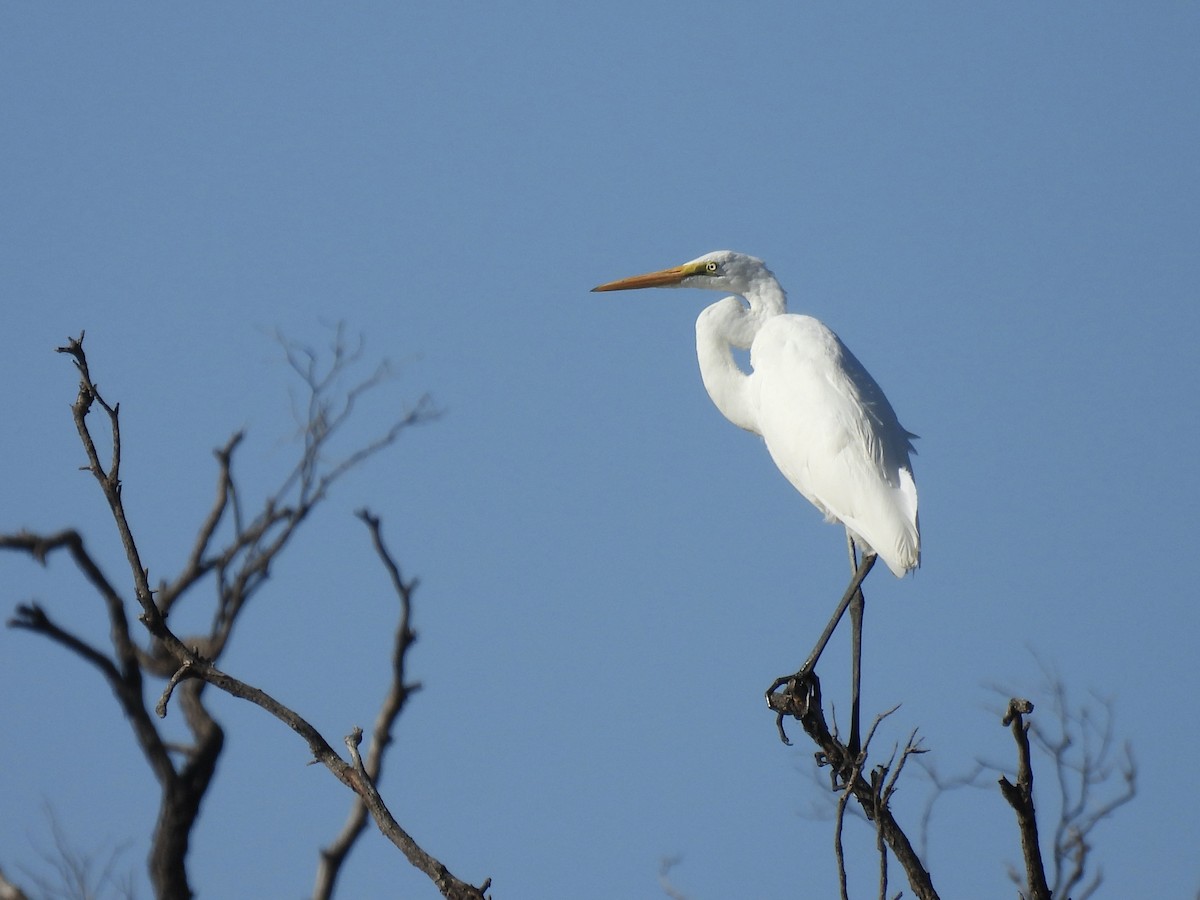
[765,669,821,745]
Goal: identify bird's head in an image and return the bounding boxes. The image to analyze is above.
[591,250,772,296]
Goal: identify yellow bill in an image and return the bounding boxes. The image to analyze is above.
[591,261,707,292]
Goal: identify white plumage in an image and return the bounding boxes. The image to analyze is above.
[594,249,920,577]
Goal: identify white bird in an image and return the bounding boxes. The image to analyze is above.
[592,250,919,750]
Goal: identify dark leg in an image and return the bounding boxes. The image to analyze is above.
[767,551,876,696]
[847,555,865,759]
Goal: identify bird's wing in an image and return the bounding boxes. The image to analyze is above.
[750,315,919,574]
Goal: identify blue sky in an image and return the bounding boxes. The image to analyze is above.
[2,4,1198,898]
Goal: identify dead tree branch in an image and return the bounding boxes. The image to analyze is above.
[1020,680,1136,900]
[151,645,487,899]
[910,675,1136,900]
[769,675,937,900]
[312,510,425,900]
[3,332,481,899]
[998,698,1053,900]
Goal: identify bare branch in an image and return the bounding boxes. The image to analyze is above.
[980,666,1138,900]
[313,510,424,900]
[1,529,140,680]
[148,625,487,898]
[768,676,938,900]
[834,762,855,900]
[998,698,1053,900]
[195,328,435,658]
[6,333,458,899]
[157,431,245,618]
[9,602,120,682]
[2,535,175,789]
[54,335,162,634]
[1024,681,1137,900]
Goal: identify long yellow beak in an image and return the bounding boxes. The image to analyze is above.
[591,264,695,292]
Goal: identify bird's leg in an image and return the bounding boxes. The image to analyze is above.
[844,530,858,572]
[767,552,876,698]
[847,542,866,761]
[766,552,876,745]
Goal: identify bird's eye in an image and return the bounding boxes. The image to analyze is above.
[704,261,720,274]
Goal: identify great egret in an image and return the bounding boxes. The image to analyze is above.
[592,250,919,752]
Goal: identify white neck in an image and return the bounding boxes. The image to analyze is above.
[694,280,787,434]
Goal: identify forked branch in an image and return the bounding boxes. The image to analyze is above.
[312,510,426,900]
[769,676,938,900]
[5,333,480,899]
[154,648,487,899]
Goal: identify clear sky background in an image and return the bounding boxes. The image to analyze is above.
[2,4,1198,898]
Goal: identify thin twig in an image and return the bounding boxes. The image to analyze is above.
[834,763,857,900]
